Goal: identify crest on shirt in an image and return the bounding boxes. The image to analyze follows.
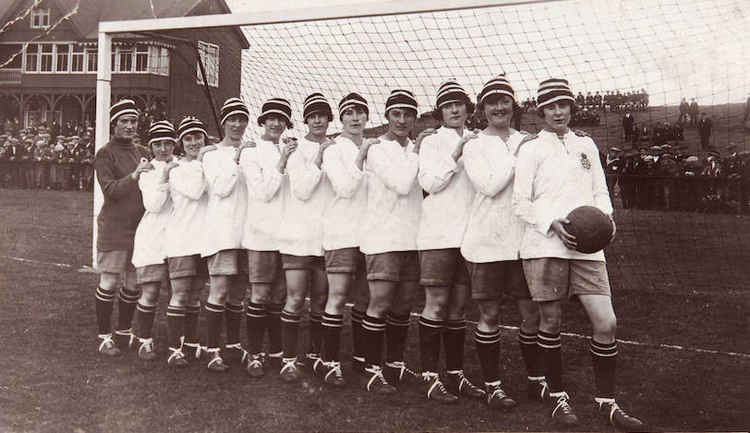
[580,152,591,170]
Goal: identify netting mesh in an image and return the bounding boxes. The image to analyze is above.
[237,0,748,138]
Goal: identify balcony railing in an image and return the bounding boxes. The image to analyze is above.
[0,69,22,84]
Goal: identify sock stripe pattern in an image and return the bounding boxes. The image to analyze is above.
[246,302,268,318]
[310,312,322,323]
[166,306,186,317]
[351,308,364,325]
[445,319,466,331]
[280,310,302,324]
[418,316,443,328]
[268,303,283,316]
[136,303,157,314]
[362,315,386,332]
[205,302,226,314]
[226,302,244,314]
[95,287,116,303]
[322,313,343,328]
[186,304,201,315]
[590,339,618,357]
[386,312,410,328]
[118,288,140,304]
[538,330,562,349]
[474,328,502,345]
[518,329,538,346]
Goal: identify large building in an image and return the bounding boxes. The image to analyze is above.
[0,0,249,136]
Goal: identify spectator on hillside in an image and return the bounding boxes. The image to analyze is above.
[622,111,634,142]
[697,112,712,150]
[689,99,699,127]
[678,98,689,124]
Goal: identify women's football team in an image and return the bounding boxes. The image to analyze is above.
[92,76,644,431]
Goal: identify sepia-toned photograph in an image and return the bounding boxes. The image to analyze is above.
[0,0,748,431]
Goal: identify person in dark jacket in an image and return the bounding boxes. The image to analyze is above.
[697,112,712,150]
[93,99,153,357]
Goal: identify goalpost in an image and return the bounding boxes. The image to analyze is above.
[94,0,749,298]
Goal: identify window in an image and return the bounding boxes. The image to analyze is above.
[56,44,69,72]
[118,48,132,72]
[148,46,160,74]
[159,47,170,76]
[25,44,38,72]
[40,44,53,72]
[111,52,115,71]
[135,44,148,72]
[30,8,50,29]
[196,41,219,87]
[86,48,97,72]
[71,45,84,72]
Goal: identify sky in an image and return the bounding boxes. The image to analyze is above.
[225,0,749,136]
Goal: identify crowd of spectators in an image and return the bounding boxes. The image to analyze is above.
[604,143,750,213]
[0,118,96,191]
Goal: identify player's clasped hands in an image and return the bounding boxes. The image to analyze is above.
[131,157,154,180]
[550,218,578,250]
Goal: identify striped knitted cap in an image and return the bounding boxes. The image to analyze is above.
[177,116,207,141]
[110,98,139,123]
[303,92,332,121]
[536,78,575,110]
[258,97,293,127]
[220,97,249,126]
[338,92,369,120]
[385,89,418,116]
[436,79,470,109]
[478,74,515,105]
[148,120,176,145]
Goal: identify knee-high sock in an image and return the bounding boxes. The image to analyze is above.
[419,316,443,373]
[362,314,386,368]
[308,312,323,355]
[95,286,116,335]
[590,339,617,399]
[246,302,268,355]
[474,328,501,383]
[184,304,201,346]
[385,312,411,364]
[322,312,344,362]
[443,319,466,372]
[166,305,186,349]
[135,303,157,339]
[538,330,563,393]
[205,302,225,350]
[267,303,283,355]
[350,308,366,362]
[225,302,243,346]
[519,330,545,380]
[281,310,302,360]
[116,287,140,332]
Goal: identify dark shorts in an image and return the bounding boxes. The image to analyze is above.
[466,259,531,301]
[96,249,135,274]
[136,263,168,284]
[168,254,208,279]
[324,247,365,274]
[522,258,611,302]
[248,250,282,283]
[419,248,469,287]
[281,254,325,271]
[365,251,420,282]
[206,249,247,276]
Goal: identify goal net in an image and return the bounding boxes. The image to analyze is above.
[96,0,750,300]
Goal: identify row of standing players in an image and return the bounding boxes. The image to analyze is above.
[93,76,644,431]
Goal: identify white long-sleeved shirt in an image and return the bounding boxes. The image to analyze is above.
[359,136,422,255]
[278,138,333,256]
[165,158,207,258]
[132,159,172,267]
[240,138,287,251]
[512,128,613,261]
[321,135,367,250]
[416,126,475,250]
[460,129,525,263]
[201,145,247,257]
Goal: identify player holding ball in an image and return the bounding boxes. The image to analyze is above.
[512,78,644,430]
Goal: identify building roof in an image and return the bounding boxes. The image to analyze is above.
[0,0,249,48]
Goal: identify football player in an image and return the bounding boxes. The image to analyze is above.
[512,78,644,430]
